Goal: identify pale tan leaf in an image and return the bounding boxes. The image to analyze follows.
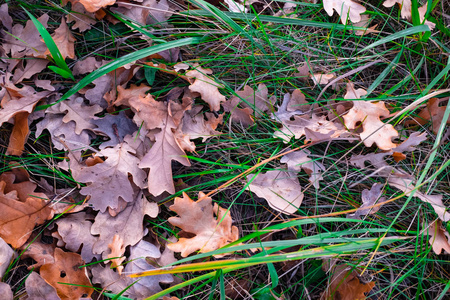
[186,67,226,111]
[19,238,55,270]
[107,234,126,275]
[310,73,335,85]
[347,183,386,218]
[79,0,116,12]
[44,18,76,60]
[0,237,14,278]
[383,0,412,19]
[66,2,97,32]
[247,170,303,214]
[168,192,239,257]
[323,0,366,24]
[352,14,379,36]
[281,149,325,189]
[0,283,13,300]
[343,83,398,150]
[427,220,450,254]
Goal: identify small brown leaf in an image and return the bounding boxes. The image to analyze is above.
[79,0,116,12]
[168,192,239,257]
[44,18,75,60]
[107,234,126,275]
[186,66,226,111]
[427,220,450,255]
[25,272,60,300]
[19,239,55,270]
[392,152,406,162]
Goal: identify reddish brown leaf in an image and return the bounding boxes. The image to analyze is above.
[40,248,93,300]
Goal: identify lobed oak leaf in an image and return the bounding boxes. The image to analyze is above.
[0,4,13,32]
[323,0,366,24]
[168,192,239,257]
[0,178,53,248]
[247,170,303,214]
[182,108,223,141]
[222,96,254,127]
[310,73,335,85]
[186,66,226,111]
[113,84,150,107]
[107,234,126,275]
[406,98,449,134]
[40,248,93,300]
[274,114,343,143]
[352,14,378,36]
[25,272,60,300]
[383,0,412,19]
[12,59,49,84]
[2,14,49,58]
[91,240,172,299]
[233,84,272,113]
[347,183,386,218]
[66,2,97,32]
[343,84,398,150]
[44,18,76,60]
[281,149,325,189]
[47,96,102,135]
[321,263,375,300]
[79,0,116,12]
[427,220,450,255]
[90,192,158,258]
[112,0,174,26]
[92,111,138,149]
[66,141,147,212]
[54,212,100,263]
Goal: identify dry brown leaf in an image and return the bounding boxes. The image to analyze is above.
[65,142,147,212]
[113,84,150,107]
[91,240,173,299]
[186,66,226,111]
[46,96,102,135]
[107,234,126,275]
[343,83,398,150]
[0,3,13,32]
[40,248,93,300]
[323,0,366,24]
[383,0,411,19]
[25,272,60,300]
[91,192,158,258]
[182,109,222,141]
[347,183,386,218]
[168,192,239,257]
[12,58,48,84]
[321,264,375,300]
[112,0,174,26]
[3,14,49,58]
[0,179,53,248]
[54,212,100,263]
[222,96,254,127]
[19,238,55,270]
[388,176,449,222]
[79,0,116,12]
[6,111,29,155]
[406,98,449,134]
[0,283,13,300]
[232,84,272,113]
[427,220,450,254]
[280,149,325,189]
[93,111,138,149]
[0,237,14,278]
[352,14,378,36]
[44,18,76,60]
[247,170,303,214]
[310,73,335,85]
[66,1,97,32]
[274,114,343,143]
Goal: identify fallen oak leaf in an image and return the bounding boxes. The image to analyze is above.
[168,192,239,257]
[25,272,60,300]
[44,17,76,60]
[107,234,126,275]
[186,66,226,111]
[79,0,116,13]
[247,169,303,214]
[322,0,366,24]
[40,248,93,300]
[405,98,450,134]
[347,183,386,219]
[427,220,450,255]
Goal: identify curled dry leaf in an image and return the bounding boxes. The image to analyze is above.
[323,0,366,24]
[321,263,375,300]
[186,66,226,111]
[247,169,303,214]
[427,220,450,255]
[168,192,239,257]
[40,248,93,300]
[343,83,398,150]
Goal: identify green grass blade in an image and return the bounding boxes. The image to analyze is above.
[359,25,431,53]
[22,6,74,80]
[35,37,202,111]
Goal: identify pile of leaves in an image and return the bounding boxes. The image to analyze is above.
[0,0,449,299]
